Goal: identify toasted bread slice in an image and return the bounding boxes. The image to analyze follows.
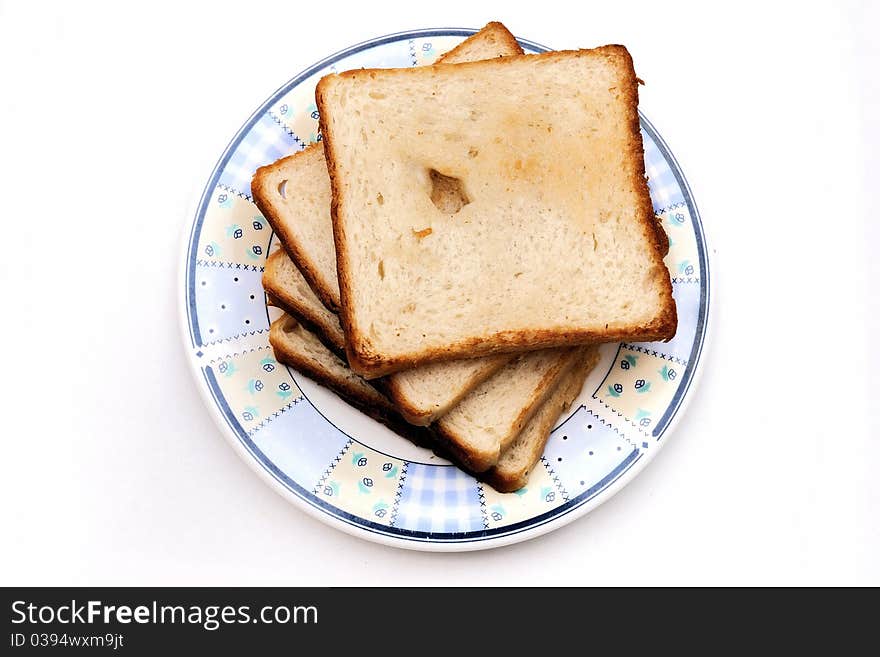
[264,249,347,356]
[433,348,581,473]
[483,346,599,492]
[252,22,523,312]
[256,24,522,423]
[268,315,431,445]
[317,46,677,377]
[382,352,512,426]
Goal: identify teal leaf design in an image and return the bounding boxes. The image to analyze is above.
[223,361,236,377]
[540,486,557,503]
[490,504,505,516]
[514,487,528,497]
[225,223,240,237]
[372,501,389,512]
[678,260,692,275]
[659,365,670,381]
[357,478,373,494]
[384,465,398,478]
[244,405,259,419]
[634,408,651,421]
[205,241,221,257]
[276,388,292,400]
[624,354,638,367]
[351,452,366,466]
[607,385,621,398]
[636,381,652,394]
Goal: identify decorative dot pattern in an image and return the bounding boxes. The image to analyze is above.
[195,265,266,344]
[543,407,638,499]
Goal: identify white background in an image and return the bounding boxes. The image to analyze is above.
[1,0,877,585]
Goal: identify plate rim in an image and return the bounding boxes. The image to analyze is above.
[177,27,713,552]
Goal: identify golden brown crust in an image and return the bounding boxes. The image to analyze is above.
[316,74,365,370]
[382,377,430,425]
[252,151,342,312]
[432,350,579,472]
[262,250,347,357]
[319,45,678,379]
[383,354,514,426]
[439,21,524,61]
[340,321,674,379]
[269,316,382,410]
[614,46,678,339]
[429,430,499,474]
[652,215,670,257]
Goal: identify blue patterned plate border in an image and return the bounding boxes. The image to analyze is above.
[179,28,711,551]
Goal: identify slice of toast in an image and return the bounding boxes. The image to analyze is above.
[264,249,347,357]
[256,23,522,423]
[483,346,599,492]
[268,314,431,446]
[433,348,582,473]
[382,351,512,426]
[252,22,523,312]
[317,46,677,378]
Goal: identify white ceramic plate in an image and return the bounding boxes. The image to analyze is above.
[179,28,710,551]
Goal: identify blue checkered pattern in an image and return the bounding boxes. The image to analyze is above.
[642,128,685,212]
[218,113,301,198]
[394,464,483,533]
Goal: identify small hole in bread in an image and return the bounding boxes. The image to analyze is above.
[277,180,287,199]
[467,147,479,158]
[377,259,385,279]
[376,193,384,206]
[428,168,470,214]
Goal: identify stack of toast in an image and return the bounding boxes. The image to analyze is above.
[255,22,676,492]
